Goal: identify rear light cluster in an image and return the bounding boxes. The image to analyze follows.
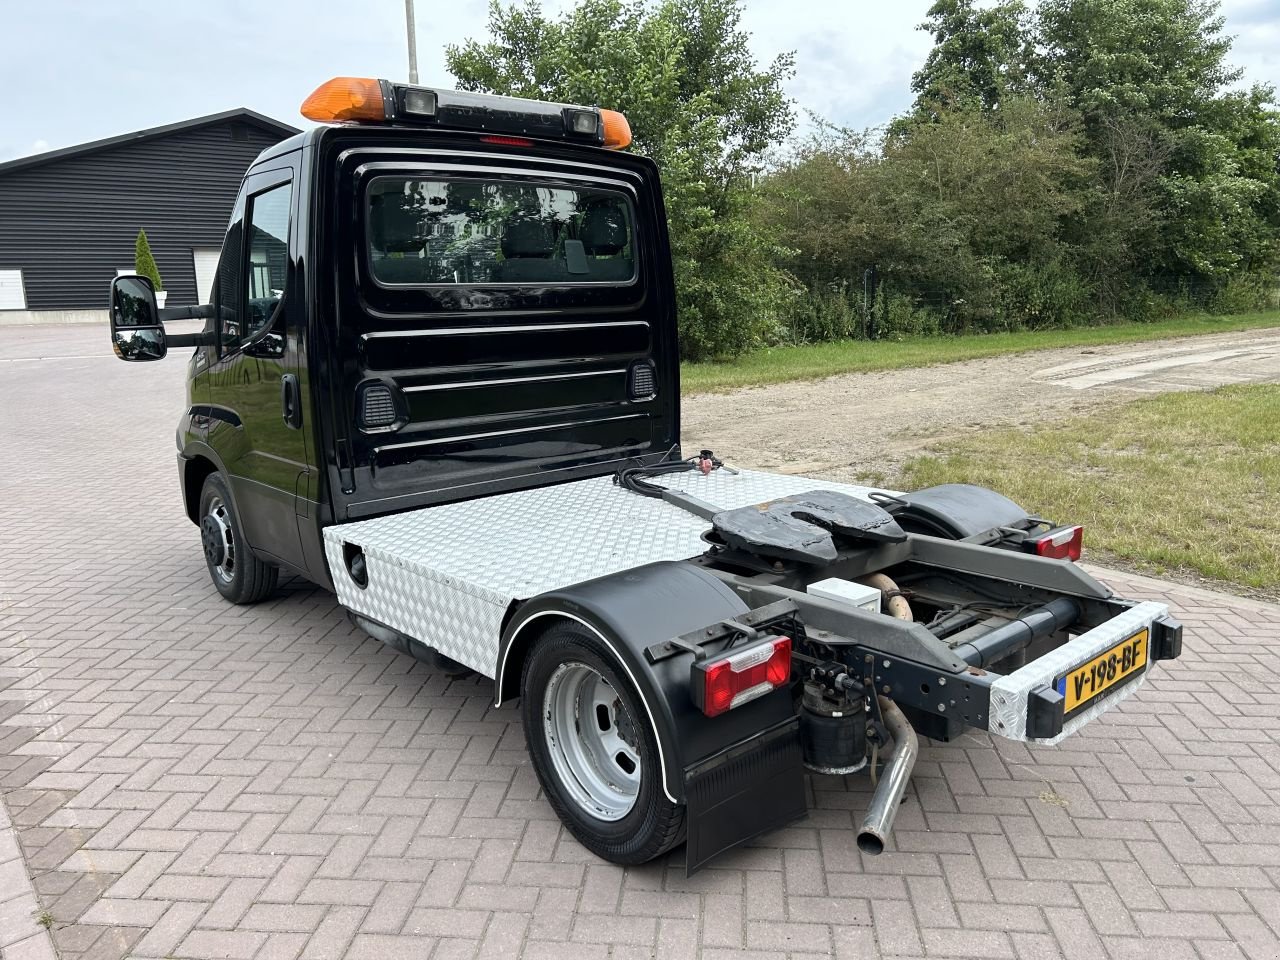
[1024,525,1084,562]
[692,636,791,717]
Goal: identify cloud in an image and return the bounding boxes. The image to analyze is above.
[19,139,52,158]
[0,0,1275,163]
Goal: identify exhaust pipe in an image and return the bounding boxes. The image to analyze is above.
[856,697,919,855]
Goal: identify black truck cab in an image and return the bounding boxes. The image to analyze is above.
[108,78,1182,871]
[126,84,677,595]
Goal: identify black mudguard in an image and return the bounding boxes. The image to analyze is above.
[893,483,1030,539]
[495,561,808,869]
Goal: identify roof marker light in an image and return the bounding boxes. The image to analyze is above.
[301,77,386,123]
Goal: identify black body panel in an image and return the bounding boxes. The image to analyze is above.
[201,159,312,574]
[308,126,681,523]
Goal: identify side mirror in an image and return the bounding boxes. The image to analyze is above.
[110,274,167,361]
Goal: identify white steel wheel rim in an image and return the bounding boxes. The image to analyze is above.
[543,661,642,822]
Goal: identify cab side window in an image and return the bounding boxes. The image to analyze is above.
[243,182,292,345]
[213,180,292,355]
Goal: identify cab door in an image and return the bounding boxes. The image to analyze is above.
[206,167,309,573]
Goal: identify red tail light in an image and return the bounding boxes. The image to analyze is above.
[1025,525,1083,561]
[692,636,792,717]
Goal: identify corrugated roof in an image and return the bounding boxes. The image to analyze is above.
[0,108,300,177]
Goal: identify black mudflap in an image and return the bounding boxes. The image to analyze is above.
[683,716,808,874]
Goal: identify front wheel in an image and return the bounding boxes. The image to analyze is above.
[198,473,278,605]
[521,622,684,864]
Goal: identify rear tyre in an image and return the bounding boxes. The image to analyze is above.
[198,473,278,605]
[521,622,684,865]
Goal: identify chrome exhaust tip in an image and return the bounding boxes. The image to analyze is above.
[856,697,918,856]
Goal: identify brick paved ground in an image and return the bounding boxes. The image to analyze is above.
[1,326,1279,960]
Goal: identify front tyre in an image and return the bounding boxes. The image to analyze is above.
[198,473,278,605]
[521,622,684,864]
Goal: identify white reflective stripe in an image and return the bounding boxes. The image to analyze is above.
[498,610,678,804]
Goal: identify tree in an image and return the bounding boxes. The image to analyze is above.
[1038,0,1280,289]
[909,0,1036,118]
[446,0,797,359]
[1037,0,1239,127]
[134,229,163,291]
[764,98,1094,333]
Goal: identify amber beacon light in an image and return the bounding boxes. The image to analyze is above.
[300,77,387,123]
[601,109,632,150]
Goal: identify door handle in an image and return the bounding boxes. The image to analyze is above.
[281,374,302,429]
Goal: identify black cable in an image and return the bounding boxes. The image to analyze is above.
[613,449,726,499]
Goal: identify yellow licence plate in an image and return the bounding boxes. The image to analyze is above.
[1058,629,1149,715]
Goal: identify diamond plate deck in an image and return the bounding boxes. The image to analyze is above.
[324,469,887,675]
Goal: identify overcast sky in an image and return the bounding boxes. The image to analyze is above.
[1,0,1277,163]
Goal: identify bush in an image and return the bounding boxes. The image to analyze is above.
[675,245,791,359]
[875,287,946,339]
[134,229,163,291]
[991,261,1094,330]
[1208,272,1278,315]
[784,286,863,343]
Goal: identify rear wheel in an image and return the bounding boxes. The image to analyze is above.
[198,473,278,605]
[521,622,684,864]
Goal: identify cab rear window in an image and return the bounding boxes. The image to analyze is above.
[366,176,636,286]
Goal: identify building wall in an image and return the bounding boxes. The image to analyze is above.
[0,119,289,311]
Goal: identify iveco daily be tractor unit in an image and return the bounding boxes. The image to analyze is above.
[108,76,1183,871]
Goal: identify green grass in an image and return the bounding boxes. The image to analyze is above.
[899,384,1280,596]
[681,311,1280,395]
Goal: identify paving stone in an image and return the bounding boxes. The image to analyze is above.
[1,333,1278,959]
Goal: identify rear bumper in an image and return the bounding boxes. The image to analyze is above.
[989,600,1172,744]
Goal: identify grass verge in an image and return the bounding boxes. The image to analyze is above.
[681,311,1280,395]
[899,384,1280,597]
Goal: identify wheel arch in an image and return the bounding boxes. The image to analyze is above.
[181,451,220,525]
[180,444,253,557]
[496,561,782,805]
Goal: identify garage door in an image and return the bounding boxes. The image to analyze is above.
[192,248,221,305]
[0,270,26,309]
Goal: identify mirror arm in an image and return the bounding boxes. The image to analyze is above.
[158,303,215,323]
[166,331,216,348]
